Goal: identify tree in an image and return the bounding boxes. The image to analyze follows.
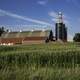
[49,30,54,41]
[0,27,5,36]
[45,37,49,43]
[73,33,80,42]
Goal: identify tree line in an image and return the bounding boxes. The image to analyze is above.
[0,27,5,36]
[46,30,80,42]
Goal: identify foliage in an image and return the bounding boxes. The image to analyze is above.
[73,33,80,42]
[0,27,5,36]
[49,30,54,41]
[45,37,49,43]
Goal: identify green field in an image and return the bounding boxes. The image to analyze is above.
[0,42,80,80]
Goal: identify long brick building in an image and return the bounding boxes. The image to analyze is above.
[0,30,50,45]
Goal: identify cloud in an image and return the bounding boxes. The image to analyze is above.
[0,12,5,16]
[49,11,68,19]
[48,11,57,18]
[49,11,69,24]
[48,11,58,23]
[52,18,57,22]
[37,1,47,5]
[38,1,46,5]
[68,34,73,41]
[78,18,80,23]
[48,11,70,25]
[0,9,52,26]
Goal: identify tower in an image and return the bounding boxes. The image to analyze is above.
[55,12,67,42]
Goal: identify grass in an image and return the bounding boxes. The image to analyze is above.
[0,42,80,80]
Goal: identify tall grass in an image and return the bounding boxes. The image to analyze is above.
[0,43,80,80]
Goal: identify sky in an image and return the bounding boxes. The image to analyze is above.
[0,0,80,41]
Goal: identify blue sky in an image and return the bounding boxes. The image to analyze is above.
[0,0,80,41]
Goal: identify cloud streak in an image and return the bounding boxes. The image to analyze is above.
[48,11,70,25]
[37,1,47,5]
[37,0,48,5]
[0,9,51,26]
[48,11,57,18]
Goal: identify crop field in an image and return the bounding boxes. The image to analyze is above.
[0,42,80,80]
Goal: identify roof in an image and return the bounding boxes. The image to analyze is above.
[1,30,50,38]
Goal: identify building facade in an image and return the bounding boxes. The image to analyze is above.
[0,30,50,45]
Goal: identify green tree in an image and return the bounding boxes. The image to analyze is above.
[0,27,5,36]
[73,33,80,42]
[49,30,54,41]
